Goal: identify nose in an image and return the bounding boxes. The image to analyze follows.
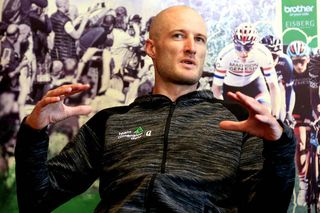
[184,37,196,55]
[296,63,303,69]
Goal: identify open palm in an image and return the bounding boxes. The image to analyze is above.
[219,92,283,141]
[26,84,92,129]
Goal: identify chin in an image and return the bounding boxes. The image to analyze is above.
[180,76,201,85]
[240,58,247,62]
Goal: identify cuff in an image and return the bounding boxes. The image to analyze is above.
[263,120,296,159]
[18,117,49,145]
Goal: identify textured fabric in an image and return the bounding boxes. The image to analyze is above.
[15,90,296,213]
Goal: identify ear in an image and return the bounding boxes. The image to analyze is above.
[145,39,156,59]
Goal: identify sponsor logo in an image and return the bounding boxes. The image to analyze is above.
[118,127,152,140]
[284,5,314,15]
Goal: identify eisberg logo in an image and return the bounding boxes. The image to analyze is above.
[284,5,314,13]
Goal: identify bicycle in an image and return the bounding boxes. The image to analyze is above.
[305,117,320,213]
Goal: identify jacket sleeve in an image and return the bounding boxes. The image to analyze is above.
[237,121,296,213]
[15,117,103,212]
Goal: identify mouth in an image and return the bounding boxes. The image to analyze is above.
[181,59,197,67]
[239,55,248,60]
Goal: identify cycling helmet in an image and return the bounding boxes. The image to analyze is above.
[233,23,258,45]
[287,40,309,57]
[260,35,282,53]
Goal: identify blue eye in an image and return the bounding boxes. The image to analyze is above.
[196,36,206,43]
[173,33,184,39]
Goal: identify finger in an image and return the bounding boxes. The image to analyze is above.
[46,84,90,98]
[255,114,279,127]
[255,114,269,124]
[219,120,244,132]
[225,91,240,102]
[66,105,92,117]
[226,91,253,107]
[45,85,73,98]
[59,84,90,102]
[67,84,91,96]
[228,92,265,114]
[234,92,257,109]
[36,96,61,109]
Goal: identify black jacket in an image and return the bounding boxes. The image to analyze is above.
[15,90,296,212]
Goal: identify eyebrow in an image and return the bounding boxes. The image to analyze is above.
[171,29,207,37]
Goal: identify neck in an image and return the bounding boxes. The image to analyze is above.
[58,8,67,14]
[152,83,198,102]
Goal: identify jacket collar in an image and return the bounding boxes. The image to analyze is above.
[132,90,215,108]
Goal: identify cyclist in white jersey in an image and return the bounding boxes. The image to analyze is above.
[212,23,281,117]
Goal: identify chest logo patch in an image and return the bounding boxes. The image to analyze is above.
[118,127,152,140]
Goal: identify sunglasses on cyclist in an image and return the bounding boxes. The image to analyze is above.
[234,43,254,52]
[292,58,307,65]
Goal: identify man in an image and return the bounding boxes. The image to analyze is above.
[15,6,296,212]
[260,35,294,125]
[50,0,89,71]
[20,0,48,26]
[308,49,320,121]
[108,10,141,79]
[0,91,19,177]
[114,6,128,31]
[286,40,318,206]
[28,3,52,65]
[0,23,22,94]
[212,23,281,117]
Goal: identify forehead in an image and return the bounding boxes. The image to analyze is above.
[159,9,207,35]
[292,56,308,61]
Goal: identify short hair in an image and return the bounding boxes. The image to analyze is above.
[56,0,68,8]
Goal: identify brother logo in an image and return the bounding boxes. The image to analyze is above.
[284,5,314,13]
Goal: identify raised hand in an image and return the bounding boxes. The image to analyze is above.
[219,91,283,141]
[25,84,92,130]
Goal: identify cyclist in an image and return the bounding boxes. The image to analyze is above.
[260,35,295,125]
[309,50,320,121]
[212,23,281,117]
[287,40,320,206]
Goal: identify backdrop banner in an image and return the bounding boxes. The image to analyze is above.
[0,0,319,212]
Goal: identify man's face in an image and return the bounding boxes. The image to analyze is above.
[68,5,78,20]
[234,43,254,62]
[147,7,207,87]
[59,0,69,14]
[8,32,19,43]
[103,15,114,33]
[292,56,309,73]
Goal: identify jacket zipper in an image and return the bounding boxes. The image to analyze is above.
[145,102,176,212]
[161,102,176,173]
[145,173,157,212]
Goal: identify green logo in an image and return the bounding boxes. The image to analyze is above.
[134,127,144,134]
[118,127,152,141]
[282,0,318,48]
